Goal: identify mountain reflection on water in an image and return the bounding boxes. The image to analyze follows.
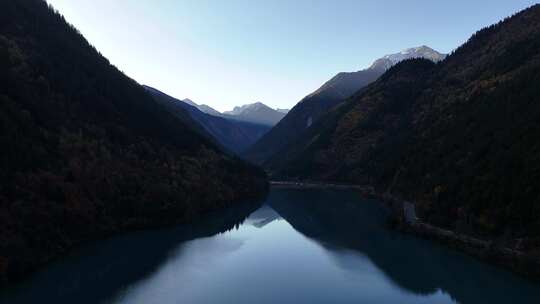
[1,188,539,304]
[268,189,540,303]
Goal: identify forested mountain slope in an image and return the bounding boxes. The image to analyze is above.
[271,5,540,241]
[245,46,445,164]
[0,0,267,283]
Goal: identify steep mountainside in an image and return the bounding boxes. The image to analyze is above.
[245,46,445,164]
[144,86,271,154]
[223,102,286,126]
[271,5,540,242]
[0,0,267,283]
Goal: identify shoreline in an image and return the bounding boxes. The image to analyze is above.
[272,180,540,281]
[270,181,375,194]
[380,192,540,281]
[0,187,269,287]
[400,221,540,281]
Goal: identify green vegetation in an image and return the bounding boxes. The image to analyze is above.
[270,4,540,248]
[0,0,267,283]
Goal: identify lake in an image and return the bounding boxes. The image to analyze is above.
[1,188,539,304]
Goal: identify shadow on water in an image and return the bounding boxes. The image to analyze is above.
[0,201,262,304]
[267,188,540,304]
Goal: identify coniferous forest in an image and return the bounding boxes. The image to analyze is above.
[267,5,540,247]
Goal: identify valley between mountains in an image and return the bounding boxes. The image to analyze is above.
[1,0,540,289]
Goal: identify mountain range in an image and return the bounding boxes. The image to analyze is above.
[2,0,540,285]
[180,97,287,127]
[148,45,446,160]
[244,46,446,163]
[144,86,271,154]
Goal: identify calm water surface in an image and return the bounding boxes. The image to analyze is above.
[2,188,539,304]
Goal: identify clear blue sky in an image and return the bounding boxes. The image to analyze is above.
[46,0,537,111]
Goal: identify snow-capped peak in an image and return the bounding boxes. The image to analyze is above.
[370,45,446,71]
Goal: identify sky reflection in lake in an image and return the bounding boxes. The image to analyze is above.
[2,188,539,304]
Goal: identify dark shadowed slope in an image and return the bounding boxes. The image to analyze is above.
[266,58,436,180]
[0,0,267,284]
[244,46,445,164]
[271,5,540,241]
[144,86,271,154]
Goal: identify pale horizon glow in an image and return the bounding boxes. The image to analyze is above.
[46,0,537,112]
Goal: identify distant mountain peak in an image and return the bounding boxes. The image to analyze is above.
[196,104,221,116]
[225,102,271,115]
[182,98,197,107]
[223,102,286,126]
[370,45,446,71]
[178,98,222,116]
[247,102,268,110]
[309,46,446,100]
